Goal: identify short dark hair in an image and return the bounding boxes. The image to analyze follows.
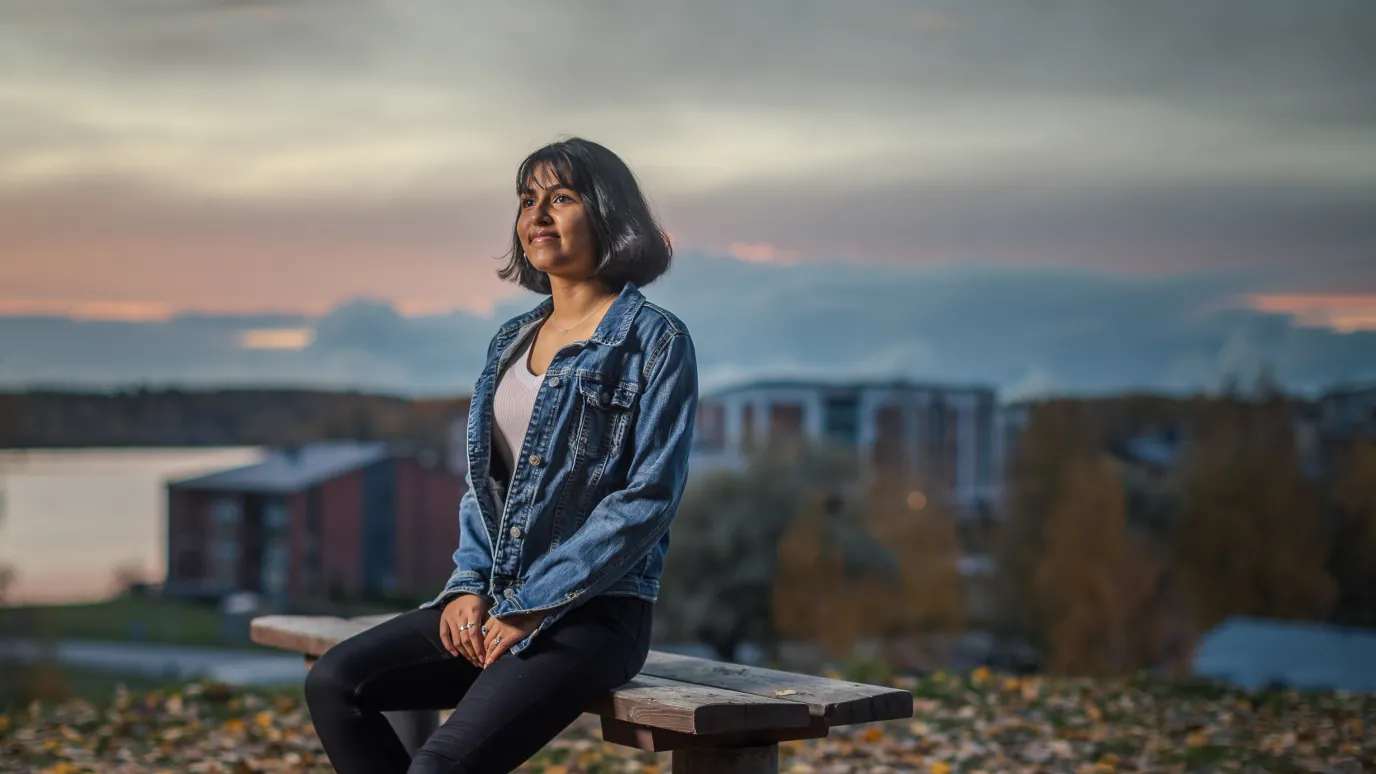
[498,137,673,294]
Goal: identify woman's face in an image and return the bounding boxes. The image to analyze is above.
[517,163,597,281]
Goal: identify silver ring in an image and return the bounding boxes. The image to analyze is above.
[481,625,488,635]
[458,622,474,632]
[493,635,502,645]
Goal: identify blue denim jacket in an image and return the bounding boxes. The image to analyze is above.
[421,281,698,655]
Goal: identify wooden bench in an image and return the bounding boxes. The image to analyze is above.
[252,613,914,773]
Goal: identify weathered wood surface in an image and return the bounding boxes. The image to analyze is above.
[584,674,810,736]
[640,651,913,726]
[252,615,373,657]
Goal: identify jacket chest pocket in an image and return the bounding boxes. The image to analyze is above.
[575,375,639,458]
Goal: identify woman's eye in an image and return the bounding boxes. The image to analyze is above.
[554,194,572,203]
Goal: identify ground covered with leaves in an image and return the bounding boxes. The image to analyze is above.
[1,668,1371,773]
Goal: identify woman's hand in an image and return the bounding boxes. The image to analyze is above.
[481,611,546,667]
[440,593,491,667]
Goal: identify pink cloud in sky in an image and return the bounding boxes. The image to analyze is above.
[727,241,799,264]
[1247,293,1376,332]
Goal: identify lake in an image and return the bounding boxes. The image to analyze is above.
[0,448,265,604]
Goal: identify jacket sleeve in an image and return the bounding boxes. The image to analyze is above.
[487,329,698,652]
[421,476,494,609]
[421,336,500,610]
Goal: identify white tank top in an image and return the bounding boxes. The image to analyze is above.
[492,327,545,480]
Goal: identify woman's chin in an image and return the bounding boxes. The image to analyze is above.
[531,257,594,280]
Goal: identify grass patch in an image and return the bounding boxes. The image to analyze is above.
[5,595,234,648]
[1,661,176,710]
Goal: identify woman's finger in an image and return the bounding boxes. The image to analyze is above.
[458,624,482,666]
[482,623,515,667]
[439,616,458,657]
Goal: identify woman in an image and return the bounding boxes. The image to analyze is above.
[304,137,699,774]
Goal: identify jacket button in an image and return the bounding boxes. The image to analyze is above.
[503,588,516,599]
[548,376,561,388]
[600,391,610,405]
[528,454,543,467]
[509,525,522,538]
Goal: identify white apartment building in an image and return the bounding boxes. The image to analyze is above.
[689,379,1007,515]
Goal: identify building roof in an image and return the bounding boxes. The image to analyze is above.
[1191,616,1376,693]
[169,441,392,494]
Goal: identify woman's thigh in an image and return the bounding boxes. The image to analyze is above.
[410,595,652,774]
[307,606,482,713]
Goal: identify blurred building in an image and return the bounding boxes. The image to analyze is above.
[690,379,1006,515]
[164,441,463,604]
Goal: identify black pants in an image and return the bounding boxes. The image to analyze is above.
[304,594,653,774]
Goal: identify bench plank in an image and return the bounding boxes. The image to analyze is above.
[252,615,371,657]
[639,651,913,726]
[585,675,811,736]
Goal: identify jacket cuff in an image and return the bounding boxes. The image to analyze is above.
[421,577,488,610]
[489,595,575,655]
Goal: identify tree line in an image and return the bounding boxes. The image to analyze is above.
[657,391,1376,677]
[0,388,467,458]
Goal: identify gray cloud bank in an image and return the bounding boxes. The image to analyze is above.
[2,254,1372,399]
[3,0,1375,294]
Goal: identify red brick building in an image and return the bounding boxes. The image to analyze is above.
[165,442,464,603]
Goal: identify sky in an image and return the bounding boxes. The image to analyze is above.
[2,0,1374,398]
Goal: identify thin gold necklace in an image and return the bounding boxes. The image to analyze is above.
[549,294,614,335]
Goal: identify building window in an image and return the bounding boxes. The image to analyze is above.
[741,403,756,453]
[263,499,289,531]
[694,401,727,451]
[945,405,961,491]
[976,398,994,487]
[261,497,290,599]
[213,498,241,526]
[873,404,905,476]
[261,543,288,599]
[305,487,323,593]
[769,403,805,450]
[209,497,241,586]
[824,393,860,446]
[925,399,946,485]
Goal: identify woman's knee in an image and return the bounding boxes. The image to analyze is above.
[304,647,361,707]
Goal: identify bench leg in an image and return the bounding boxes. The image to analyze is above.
[383,710,439,756]
[672,743,778,773]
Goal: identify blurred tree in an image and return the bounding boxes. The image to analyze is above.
[1175,398,1336,630]
[1034,455,1128,676]
[1328,440,1376,627]
[994,400,1100,650]
[866,473,965,635]
[660,442,892,661]
[1033,456,1182,676]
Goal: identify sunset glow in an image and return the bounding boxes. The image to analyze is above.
[1247,294,1376,332]
[239,328,314,350]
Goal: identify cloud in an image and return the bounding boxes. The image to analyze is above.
[2,254,1372,398]
[1,0,1374,370]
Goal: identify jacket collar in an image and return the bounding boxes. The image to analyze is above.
[498,281,645,347]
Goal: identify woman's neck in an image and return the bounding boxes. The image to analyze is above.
[547,277,616,320]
